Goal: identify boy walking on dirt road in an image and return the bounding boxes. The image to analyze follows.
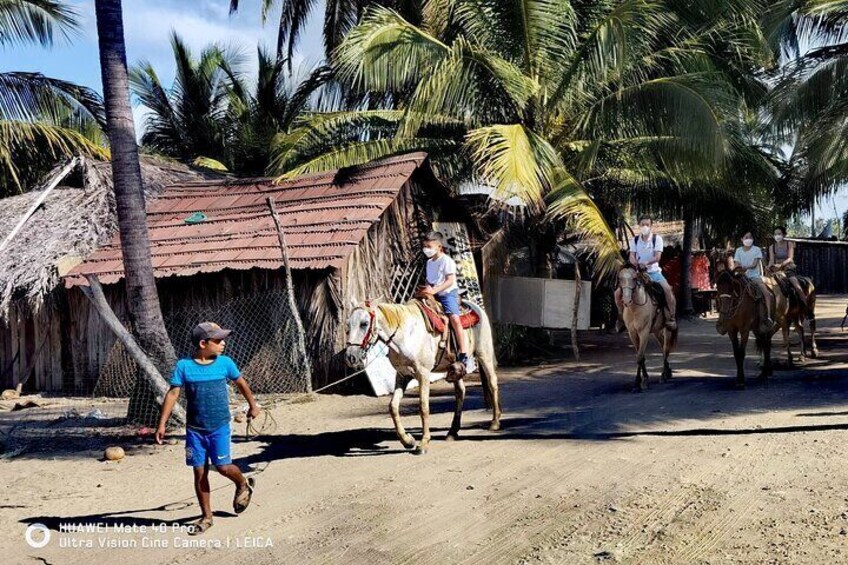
[156,322,261,535]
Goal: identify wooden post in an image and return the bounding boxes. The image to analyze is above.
[267,198,313,392]
[571,263,582,361]
[81,275,186,424]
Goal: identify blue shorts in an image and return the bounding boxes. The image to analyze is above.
[436,289,461,316]
[185,423,231,467]
[648,271,667,284]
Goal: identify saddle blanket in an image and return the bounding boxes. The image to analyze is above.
[416,299,480,334]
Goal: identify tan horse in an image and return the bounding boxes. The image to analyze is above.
[345,300,501,455]
[771,271,818,361]
[715,271,789,388]
[618,268,678,392]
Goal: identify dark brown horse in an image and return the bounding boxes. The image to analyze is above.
[771,271,818,361]
[715,271,787,388]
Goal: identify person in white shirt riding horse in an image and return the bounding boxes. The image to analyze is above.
[616,215,677,330]
[729,231,775,333]
[419,231,476,374]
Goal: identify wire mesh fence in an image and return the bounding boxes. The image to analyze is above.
[0,289,311,458]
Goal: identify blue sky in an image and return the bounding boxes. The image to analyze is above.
[1,0,845,225]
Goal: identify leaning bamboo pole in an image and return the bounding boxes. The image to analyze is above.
[0,158,78,254]
[81,275,186,424]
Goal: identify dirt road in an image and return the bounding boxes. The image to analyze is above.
[3,297,848,564]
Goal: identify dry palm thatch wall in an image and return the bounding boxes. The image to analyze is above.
[0,157,223,391]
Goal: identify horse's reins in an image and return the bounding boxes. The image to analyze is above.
[620,271,650,307]
[718,274,755,319]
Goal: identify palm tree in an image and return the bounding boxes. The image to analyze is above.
[223,47,331,175]
[0,0,107,196]
[94,0,176,382]
[227,0,423,65]
[129,33,235,166]
[768,0,848,216]
[270,0,774,277]
[131,35,328,176]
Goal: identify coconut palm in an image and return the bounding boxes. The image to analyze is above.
[129,33,236,166]
[222,48,333,175]
[228,0,424,65]
[94,0,176,390]
[131,35,329,176]
[768,1,848,216]
[270,0,774,276]
[0,0,107,195]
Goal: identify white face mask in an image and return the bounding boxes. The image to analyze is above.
[422,247,437,258]
[742,239,754,248]
[640,225,651,237]
[774,234,784,242]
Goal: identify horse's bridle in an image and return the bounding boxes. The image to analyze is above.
[717,273,752,319]
[620,270,649,307]
[346,302,399,352]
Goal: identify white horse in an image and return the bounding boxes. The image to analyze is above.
[345,300,502,455]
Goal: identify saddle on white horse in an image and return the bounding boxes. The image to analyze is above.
[413,297,481,377]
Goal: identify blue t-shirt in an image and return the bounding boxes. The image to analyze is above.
[170,355,241,432]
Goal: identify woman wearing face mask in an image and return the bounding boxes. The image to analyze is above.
[730,232,775,332]
[768,226,808,303]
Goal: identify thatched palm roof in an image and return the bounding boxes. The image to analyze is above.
[0,156,223,320]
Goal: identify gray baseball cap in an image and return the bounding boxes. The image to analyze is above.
[191,322,232,345]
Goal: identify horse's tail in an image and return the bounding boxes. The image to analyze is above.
[464,300,496,407]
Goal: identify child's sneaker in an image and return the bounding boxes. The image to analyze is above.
[464,356,477,374]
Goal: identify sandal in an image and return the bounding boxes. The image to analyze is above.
[188,517,213,536]
[234,477,255,514]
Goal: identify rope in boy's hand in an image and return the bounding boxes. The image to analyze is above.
[244,409,277,440]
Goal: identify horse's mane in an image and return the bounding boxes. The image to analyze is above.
[716,269,735,286]
[376,303,417,332]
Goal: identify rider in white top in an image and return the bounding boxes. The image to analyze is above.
[729,231,775,332]
[615,215,677,330]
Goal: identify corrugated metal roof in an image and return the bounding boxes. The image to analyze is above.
[64,153,428,287]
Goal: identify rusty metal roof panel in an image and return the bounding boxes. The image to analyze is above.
[64,152,428,287]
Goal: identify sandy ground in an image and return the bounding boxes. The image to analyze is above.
[3,296,848,564]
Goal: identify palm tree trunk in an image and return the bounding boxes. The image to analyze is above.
[94,0,176,383]
[680,209,694,315]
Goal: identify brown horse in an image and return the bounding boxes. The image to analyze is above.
[715,271,788,388]
[771,271,818,361]
[618,268,678,392]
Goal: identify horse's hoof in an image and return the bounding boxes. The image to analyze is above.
[402,438,417,450]
[811,350,819,359]
[632,386,645,393]
[445,432,459,442]
[734,382,746,390]
[413,445,428,456]
[488,422,501,432]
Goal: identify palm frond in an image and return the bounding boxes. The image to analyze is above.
[546,168,622,279]
[0,72,105,127]
[273,136,457,179]
[0,119,108,191]
[0,0,77,47]
[333,5,448,94]
[465,123,561,211]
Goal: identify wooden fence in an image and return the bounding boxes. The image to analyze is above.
[792,239,848,295]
